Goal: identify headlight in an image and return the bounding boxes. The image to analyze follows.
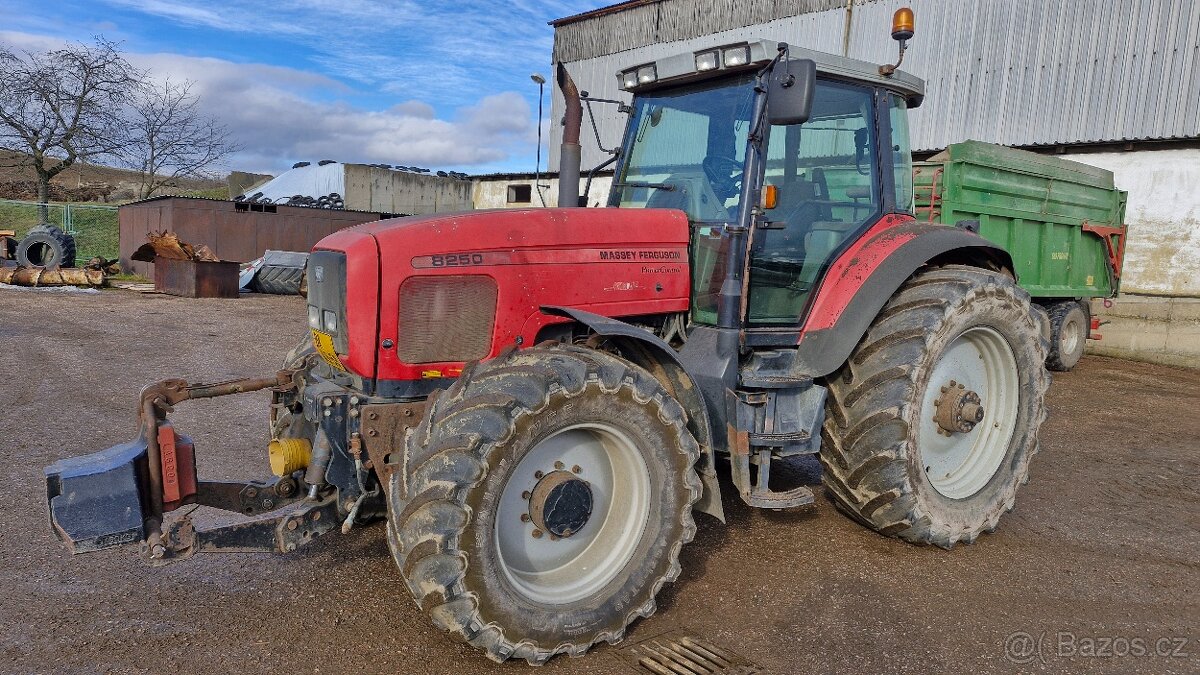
[308,305,321,329]
[621,69,639,89]
[723,45,750,67]
[694,50,719,71]
[322,309,338,334]
[636,64,657,84]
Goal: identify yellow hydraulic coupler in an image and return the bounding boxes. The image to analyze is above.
[268,437,312,476]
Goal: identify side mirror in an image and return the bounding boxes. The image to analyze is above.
[766,58,816,126]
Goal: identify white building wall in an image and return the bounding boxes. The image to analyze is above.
[1063,148,1200,297]
[471,176,613,210]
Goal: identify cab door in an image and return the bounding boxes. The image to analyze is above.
[746,80,885,327]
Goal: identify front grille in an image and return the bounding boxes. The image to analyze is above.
[398,275,497,364]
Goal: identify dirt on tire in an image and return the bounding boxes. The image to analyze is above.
[821,265,1049,548]
[387,344,701,664]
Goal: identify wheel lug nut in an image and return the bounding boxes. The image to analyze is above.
[534,471,543,479]
[520,513,530,523]
[522,491,531,500]
[554,461,564,470]
[940,386,948,393]
[572,465,582,474]
[549,534,559,541]
[531,529,543,539]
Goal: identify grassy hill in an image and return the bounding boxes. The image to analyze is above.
[0,150,226,202]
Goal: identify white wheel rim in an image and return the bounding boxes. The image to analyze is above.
[494,422,651,604]
[1061,317,1081,355]
[918,326,1020,499]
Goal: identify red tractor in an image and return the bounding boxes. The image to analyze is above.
[45,14,1048,665]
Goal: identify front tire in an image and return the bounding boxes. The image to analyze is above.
[387,344,701,664]
[820,265,1049,548]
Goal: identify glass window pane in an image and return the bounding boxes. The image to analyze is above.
[747,81,881,326]
[891,95,914,212]
[611,74,756,325]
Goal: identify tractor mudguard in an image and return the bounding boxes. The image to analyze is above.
[540,305,724,522]
[790,219,1013,378]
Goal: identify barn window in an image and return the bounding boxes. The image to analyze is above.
[506,184,532,203]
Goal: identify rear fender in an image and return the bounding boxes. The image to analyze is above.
[792,218,1013,377]
[540,306,724,523]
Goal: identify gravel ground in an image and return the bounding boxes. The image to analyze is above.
[0,288,1196,675]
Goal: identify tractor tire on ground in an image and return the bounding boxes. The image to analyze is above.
[820,265,1049,548]
[251,265,304,295]
[1045,300,1088,372]
[16,225,75,269]
[387,344,702,664]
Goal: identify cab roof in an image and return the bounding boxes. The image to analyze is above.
[617,39,924,107]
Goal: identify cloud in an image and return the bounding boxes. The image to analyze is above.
[0,0,608,174]
[94,0,597,104]
[133,51,535,173]
[0,30,541,175]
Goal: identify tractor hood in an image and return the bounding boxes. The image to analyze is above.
[314,208,691,391]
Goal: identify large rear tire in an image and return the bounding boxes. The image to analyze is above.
[387,344,701,664]
[820,265,1049,548]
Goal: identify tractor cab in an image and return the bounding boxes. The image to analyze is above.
[609,40,923,328]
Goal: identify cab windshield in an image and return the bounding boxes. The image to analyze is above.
[611,74,889,327]
[609,73,756,223]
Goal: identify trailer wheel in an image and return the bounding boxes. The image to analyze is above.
[1045,300,1088,371]
[16,225,75,269]
[387,344,701,664]
[820,265,1049,548]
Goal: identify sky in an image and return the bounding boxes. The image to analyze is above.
[0,0,608,176]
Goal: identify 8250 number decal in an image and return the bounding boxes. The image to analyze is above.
[429,253,484,267]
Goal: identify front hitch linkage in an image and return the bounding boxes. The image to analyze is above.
[135,374,336,562]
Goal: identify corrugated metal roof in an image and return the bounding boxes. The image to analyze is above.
[548,0,1200,170]
[552,0,866,62]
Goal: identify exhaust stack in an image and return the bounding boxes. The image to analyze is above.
[556,62,582,207]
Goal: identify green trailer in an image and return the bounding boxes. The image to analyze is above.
[913,140,1128,371]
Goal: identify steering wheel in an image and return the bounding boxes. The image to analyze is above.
[702,155,743,202]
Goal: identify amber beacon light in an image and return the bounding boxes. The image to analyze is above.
[891,7,915,40]
[880,7,915,76]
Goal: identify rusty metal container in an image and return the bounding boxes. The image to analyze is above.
[154,258,240,298]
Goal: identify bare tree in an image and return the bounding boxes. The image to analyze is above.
[0,38,140,221]
[121,79,238,199]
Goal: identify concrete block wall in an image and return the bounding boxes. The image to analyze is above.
[343,164,473,215]
[1089,295,1200,369]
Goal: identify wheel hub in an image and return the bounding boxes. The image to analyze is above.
[528,470,592,538]
[932,380,986,435]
